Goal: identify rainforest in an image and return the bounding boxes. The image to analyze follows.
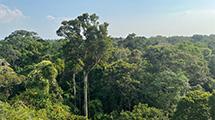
[0,13,214,120]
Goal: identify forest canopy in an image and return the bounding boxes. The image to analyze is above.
[0,13,215,120]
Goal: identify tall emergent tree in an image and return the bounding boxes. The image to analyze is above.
[57,13,112,118]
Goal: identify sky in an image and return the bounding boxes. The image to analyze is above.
[1,0,215,39]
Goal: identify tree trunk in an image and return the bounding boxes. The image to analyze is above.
[72,73,76,105]
[83,71,88,118]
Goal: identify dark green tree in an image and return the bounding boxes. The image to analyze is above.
[142,70,189,114]
[57,13,112,118]
[209,91,215,120]
[0,30,46,74]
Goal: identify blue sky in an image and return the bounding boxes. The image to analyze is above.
[1,0,215,39]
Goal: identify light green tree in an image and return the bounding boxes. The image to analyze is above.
[172,90,212,120]
[0,62,25,101]
[16,60,63,108]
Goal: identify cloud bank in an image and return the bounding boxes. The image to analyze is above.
[0,4,25,23]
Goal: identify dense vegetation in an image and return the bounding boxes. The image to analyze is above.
[0,13,214,120]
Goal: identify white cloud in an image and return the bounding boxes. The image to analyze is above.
[46,15,73,22]
[46,15,55,21]
[0,4,25,23]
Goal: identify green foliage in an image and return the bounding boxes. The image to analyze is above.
[57,13,112,72]
[89,99,103,118]
[0,13,215,120]
[0,101,85,120]
[98,59,140,112]
[0,65,25,101]
[172,90,212,120]
[54,58,65,75]
[209,91,215,120]
[96,103,167,120]
[119,103,167,120]
[0,30,46,74]
[144,44,209,87]
[16,60,63,108]
[209,55,215,78]
[119,33,147,51]
[0,101,44,120]
[142,70,189,112]
[57,13,113,118]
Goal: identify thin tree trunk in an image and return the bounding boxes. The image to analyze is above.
[83,71,88,118]
[72,73,76,105]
